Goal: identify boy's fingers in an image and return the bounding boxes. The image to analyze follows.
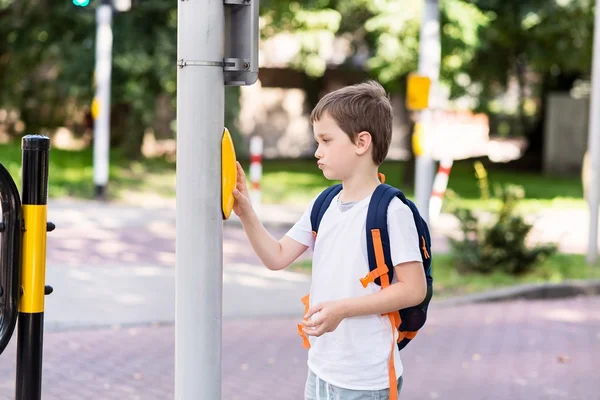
[302,318,320,328]
[236,162,246,177]
[303,325,324,337]
[233,189,246,200]
[237,180,248,193]
[304,304,323,319]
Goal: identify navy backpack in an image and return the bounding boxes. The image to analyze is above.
[309,183,433,351]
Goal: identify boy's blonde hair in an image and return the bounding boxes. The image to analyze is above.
[310,80,393,165]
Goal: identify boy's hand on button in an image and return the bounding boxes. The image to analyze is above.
[232,161,252,217]
[302,301,347,337]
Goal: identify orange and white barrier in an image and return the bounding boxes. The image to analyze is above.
[249,136,263,209]
[429,158,453,222]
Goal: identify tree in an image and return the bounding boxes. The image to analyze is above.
[1,0,595,163]
[462,0,594,167]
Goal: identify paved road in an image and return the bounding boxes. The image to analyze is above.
[1,296,599,399]
[0,199,599,399]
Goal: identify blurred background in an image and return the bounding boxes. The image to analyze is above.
[0,0,599,399]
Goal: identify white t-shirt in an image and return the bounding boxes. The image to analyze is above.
[286,189,423,390]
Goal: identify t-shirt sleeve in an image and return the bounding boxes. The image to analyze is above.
[285,195,318,248]
[387,199,423,266]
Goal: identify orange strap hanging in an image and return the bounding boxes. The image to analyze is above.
[386,313,398,400]
[369,229,399,400]
[297,294,311,349]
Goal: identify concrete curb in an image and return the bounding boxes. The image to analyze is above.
[434,279,600,308]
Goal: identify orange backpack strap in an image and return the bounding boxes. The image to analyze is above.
[363,184,435,397]
[365,184,433,344]
[297,294,311,349]
[366,229,400,400]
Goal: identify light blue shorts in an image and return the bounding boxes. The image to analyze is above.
[304,369,403,400]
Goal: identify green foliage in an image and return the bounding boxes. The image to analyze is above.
[1,0,597,159]
[449,183,557,276]
[264,0,596,142]
[0,0,178,157]
[462,0,594,137]
[261,0,343,77]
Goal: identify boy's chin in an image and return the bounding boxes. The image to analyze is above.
[322,170,340,181]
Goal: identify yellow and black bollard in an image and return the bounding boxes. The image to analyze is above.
[16,135,52,400]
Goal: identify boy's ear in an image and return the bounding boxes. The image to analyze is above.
[355,131,372,156]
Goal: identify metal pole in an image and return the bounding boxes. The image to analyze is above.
[587,0,600,264]
[175,0,224,398]
[16,135,50,400]
[93,0,113,200]
[414,0,440,223]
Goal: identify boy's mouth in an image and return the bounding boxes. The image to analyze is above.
[317,162,324,169]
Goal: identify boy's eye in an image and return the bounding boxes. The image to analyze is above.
[322,139,330,143]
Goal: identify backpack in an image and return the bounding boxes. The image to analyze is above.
[305,182,433,351]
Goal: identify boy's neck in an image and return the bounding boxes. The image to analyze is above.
[340,169,381,203]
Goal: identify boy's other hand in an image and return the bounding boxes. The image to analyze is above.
[302,300,347,337]
[233,161,252,217]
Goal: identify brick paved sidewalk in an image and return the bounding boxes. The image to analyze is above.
[1,296,599,400]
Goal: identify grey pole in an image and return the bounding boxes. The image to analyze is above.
[414,0,440,223]
[93,1,113,200]
[175,0,224,398]
[587,0,600,264]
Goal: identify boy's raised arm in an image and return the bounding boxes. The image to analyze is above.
[233,162,308,270]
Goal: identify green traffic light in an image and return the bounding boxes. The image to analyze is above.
[72,0,90,6]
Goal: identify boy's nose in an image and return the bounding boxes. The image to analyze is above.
[314,145,322,159]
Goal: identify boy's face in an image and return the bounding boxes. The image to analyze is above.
[313,112,362,181]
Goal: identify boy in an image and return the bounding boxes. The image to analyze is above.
[232,80,427,400]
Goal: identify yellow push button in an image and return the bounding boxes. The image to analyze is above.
[222,127,237,220]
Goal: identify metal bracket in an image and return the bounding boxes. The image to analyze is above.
[178,0,258,85]
[224,58,250,72]
[177,58,250,71]
[223,0,259,85]
[177,59,225,69]
[224,0,250,5]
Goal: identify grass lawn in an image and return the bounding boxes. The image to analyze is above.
[289,253,600,299]
[260,159,585,212]
[0,140,584,212]
[0,141,176,200]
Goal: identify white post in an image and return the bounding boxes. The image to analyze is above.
[429,158,453,223]
[414,0,440,224]
[93,1,113,200]
[587,0,600,264]
[175,0,224,398]
[249,135,263,212]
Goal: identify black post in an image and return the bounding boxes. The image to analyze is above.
[16,135,50,400]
